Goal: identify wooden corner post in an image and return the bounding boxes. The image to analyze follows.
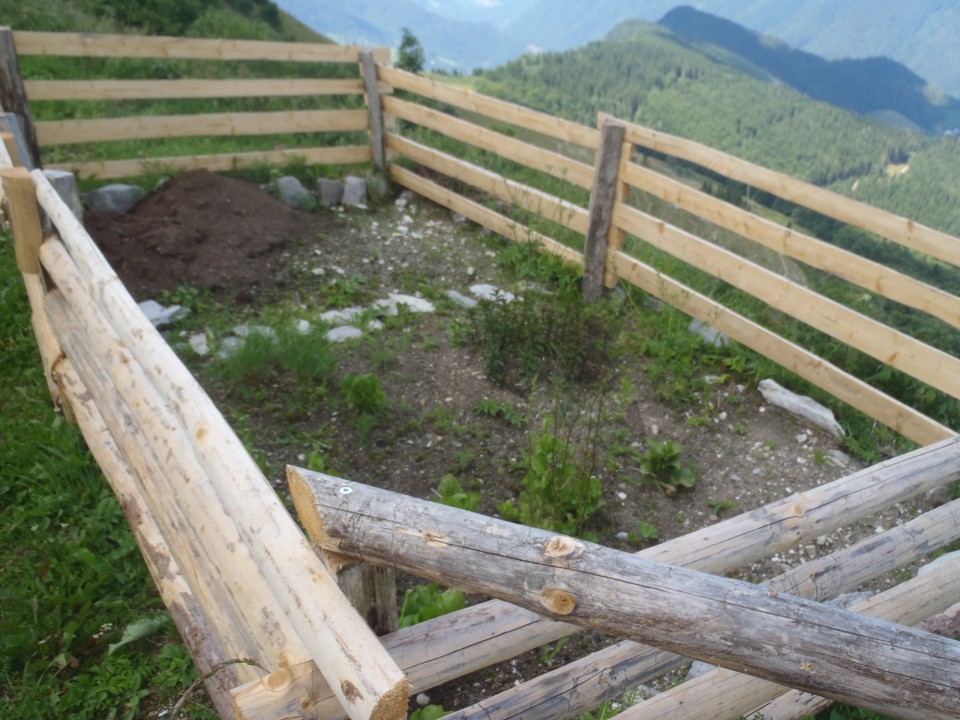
[2,166,43,274]
[0,28,41,169]
[360,50,386,170]
[582,118,625,303]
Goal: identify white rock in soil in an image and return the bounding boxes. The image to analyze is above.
[326,326,364,343]
[445,290,478,309]
[615,531,629,540]
[188,332,210,356]
[470,284,516,302]
[319,307,365,325]
[415,693,431,707]
[296,319,311,334]
[374,293,435,316]
[918,550,960,577]
[342,176,367,207]
[758,379,844,438]
[825,449,855,470]
[139,299,189,328]
[233,324,276,338]
[311,266,326,276]
[274,176,315,210]
[689,319,730,347]
[216,336,243,359]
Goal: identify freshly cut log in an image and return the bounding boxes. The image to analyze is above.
[290,468,960,720]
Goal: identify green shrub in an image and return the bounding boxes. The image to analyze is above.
[341,373,388,415]
[397,584,466,628]
[637,438,697,492]
[435,475,481,512]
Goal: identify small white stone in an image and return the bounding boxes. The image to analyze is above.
[311,266,326,276]
[615,531,629,540]
[188,332,210,356]
[326,326,364,343]
[415,693,431,707]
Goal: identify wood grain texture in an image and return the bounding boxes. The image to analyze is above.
[380,65,600,151]
[48,145,371,180]
[582,119,625,303]
[1,166,43,273]
[444,496,960,720]
[604,112,960,268]
[384,95,595,189]
[13,30,389,63]
[24,78,368,101]
[360,50,385,170]
[620,160,960,330]
[290,468,960,720]
[614,203,960,401]
[609,250,953,444]
[387,133,589,234]
[33,171,408,720]
[36,109,368,145]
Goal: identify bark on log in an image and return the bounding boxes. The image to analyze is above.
[444,495,960,720]
[290,468,960,720]
[33,170,408,720]
[360,50,385,170]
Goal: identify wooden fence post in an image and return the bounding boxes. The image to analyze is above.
[0,28,41,169]
[2,166,42,274]
[360,50,386,170]
[582,118,625,303]
[326,552,399,636]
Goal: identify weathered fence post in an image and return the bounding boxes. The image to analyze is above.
[0,28,41,169]
[325,552,399,636]
[2,166,42,274]
[582,118,625,303]
[360,49,386,171]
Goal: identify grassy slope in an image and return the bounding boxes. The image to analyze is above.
[0,2,330,718]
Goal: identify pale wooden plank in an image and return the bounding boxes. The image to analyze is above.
[583,119,625,302]
[387,133,589,234]
[13,30,390,63]
[389,163,585,267]
[379,65,600,150]
[605,113,960,268]
[33,174,409,720]
[614,203,960,402]
[1,167,43,273]
[621,161,960,331]
[383,95,595,189]
[610,250,954,445]
[49,145,371,180]
[35,108,368,145]
[291,470,960,720]
[24,77,368,100]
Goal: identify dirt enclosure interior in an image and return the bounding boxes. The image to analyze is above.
[84,169,943,709]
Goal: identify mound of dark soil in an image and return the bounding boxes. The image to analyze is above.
[83,170,337,300]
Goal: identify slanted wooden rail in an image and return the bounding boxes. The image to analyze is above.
[3,28,960,720]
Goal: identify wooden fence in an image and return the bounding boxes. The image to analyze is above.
[3,29,960,720]
[1,28,389,177]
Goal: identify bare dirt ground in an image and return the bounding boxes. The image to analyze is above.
[86,170,942,714]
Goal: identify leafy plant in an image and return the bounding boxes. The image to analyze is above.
[435,475,481,512]
[539,637,569,666]
[398,584,467,628]
[637,438,697,492]
[706,498,738,517]
[341,373,388,415]
[627,521,660,545]
[473,398,525,428]
[410,706,450,720]
[499,405,604,538]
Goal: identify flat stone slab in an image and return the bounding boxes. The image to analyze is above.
[374,293,435,315]
[320,306,365,325]
[139,299,189,328]
[470,284,516,302]
[445,290,478,309]
[758,378,844,438]
[85,183,146,213]
[326,326,365,343]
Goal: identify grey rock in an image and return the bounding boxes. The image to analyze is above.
[685,660,717,682]
[319,306,365,325]
[445,290,478,309]
[295,319,312,335]
[85,183,146,213]
[43,169,83,221]
[470,284,516,302]
[415,693,431,707]
[233,324,276,339]
[316,178,343,207]
[918,550,960,577]
[216,336,243,359]
[758,379,844,438]
[689,319,730,347]
[139,299,189,328]
[274,176,315,210]
[326,326,364,343]
[826,449,855,470]
[188,332,210,356]
[342,176,367,207]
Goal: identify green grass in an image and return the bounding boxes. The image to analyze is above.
[0,239,211,718]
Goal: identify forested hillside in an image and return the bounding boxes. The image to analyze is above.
[475,21,960,237]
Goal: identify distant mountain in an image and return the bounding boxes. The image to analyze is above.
[658,7,956,133]
[273,0,526,72]
[503,0,960,96]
